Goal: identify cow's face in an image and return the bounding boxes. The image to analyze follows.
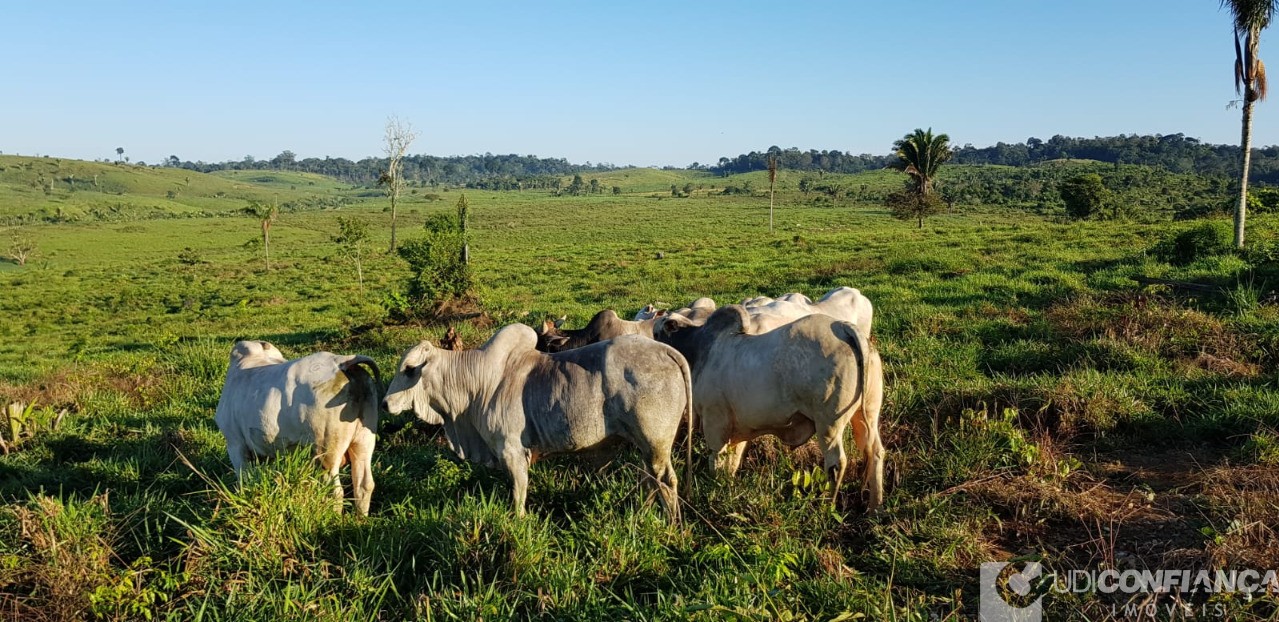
[230,340,286,367]
[653,313,696,343]
[384,341,444,424]
[534,319,570,352]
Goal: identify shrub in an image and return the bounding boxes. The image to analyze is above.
[1153,221,1234,266]
[397,211,471,306]
[1059,173,1110,220]
[885,189,945,228]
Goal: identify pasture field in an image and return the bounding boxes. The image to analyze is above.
[1,157,1278,620]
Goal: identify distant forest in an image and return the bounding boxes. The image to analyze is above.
[168,152,619,188]
[162,133,1279,186]
[708,134,1279,184]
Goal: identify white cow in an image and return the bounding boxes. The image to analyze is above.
[742,287,873,338]
[635,297,717,322]
[655,305,885,510]
[214,340,381,516]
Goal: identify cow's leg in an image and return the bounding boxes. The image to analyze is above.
[225,436,248,482]
[702,411,733,475]
[346,424,377,517]
[500,444,531,517]
[817,418,849,508]
[723,441,749,477]
[642,444,681,523]
[854,350,886,510]
[316,441,346,514]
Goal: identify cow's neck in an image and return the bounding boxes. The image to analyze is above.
[431,349,498,417]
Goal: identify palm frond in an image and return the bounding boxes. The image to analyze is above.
[1222,0,1276,33]
[1236,34,1247,94]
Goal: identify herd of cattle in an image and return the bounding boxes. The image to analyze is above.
[214,286,885,522]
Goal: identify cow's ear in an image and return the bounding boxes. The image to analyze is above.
[554,315,567,329]
[660,317,683,335]
[654,309,667,317]
[540,319,555,334]
[547,335,570,350]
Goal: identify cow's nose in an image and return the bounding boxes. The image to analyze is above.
[379,398,389,412]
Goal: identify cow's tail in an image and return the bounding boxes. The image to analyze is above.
[837,322,869,422]
[673,349,695,501]
[335,355,382,413]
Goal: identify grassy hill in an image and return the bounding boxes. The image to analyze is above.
[0,156,352,223]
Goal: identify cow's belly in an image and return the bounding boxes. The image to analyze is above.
[522,393,614,455]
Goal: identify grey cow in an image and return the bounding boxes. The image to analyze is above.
[383,324,693,521]
[655,305,885,510]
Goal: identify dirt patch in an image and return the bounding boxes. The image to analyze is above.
[0,361,170,411]
[970,444,1276,577]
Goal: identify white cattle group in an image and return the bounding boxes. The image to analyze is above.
[213,286,885,519]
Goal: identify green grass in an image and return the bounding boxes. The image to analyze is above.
[1,157,1277,620]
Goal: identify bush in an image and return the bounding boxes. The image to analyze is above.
[1059,173,1110,220]
[886,189,945,228]
[397,211,471,306]
[1153,221,1234,266]
[1248,187,1279,214]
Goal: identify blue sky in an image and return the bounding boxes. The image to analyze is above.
[0,1,1270,167]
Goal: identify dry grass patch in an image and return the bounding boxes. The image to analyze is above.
[1046,293,1258,377]
[0,360,171,412]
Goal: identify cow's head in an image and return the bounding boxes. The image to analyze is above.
[229,339,287,368]
[635,304,670,321]
[703,305,750,336]
[534,318,570,352]
[383,340,445,424]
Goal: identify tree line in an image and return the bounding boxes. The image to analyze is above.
[707,134,1279,183]
[164,152,621,187]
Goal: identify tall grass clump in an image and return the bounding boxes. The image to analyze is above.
[170,449,395,621]
[1152,220,1235,266]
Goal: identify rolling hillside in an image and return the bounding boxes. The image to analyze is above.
[0,156,352,223]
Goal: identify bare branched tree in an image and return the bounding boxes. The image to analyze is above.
[6,230,36,266]
[382,116,418,252]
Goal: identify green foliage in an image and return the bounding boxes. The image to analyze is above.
[396,210,472,306]
[333,216,371,286]
[1059,173,1111,219]
[1153,221,1236,265]
[2,401,65,453]
[890,127,953,195]
[1248,186,1279,213]
[1240,429,1279,465]
[886,189,946,228]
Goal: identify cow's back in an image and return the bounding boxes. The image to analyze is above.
[510,336,686,454]
[699,315,862,426]
[216,362,293,453]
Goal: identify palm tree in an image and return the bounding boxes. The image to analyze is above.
[890,128,952,197]
[888,128,953,228]
[243,200,279,270]
[1223,0,1278,249]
